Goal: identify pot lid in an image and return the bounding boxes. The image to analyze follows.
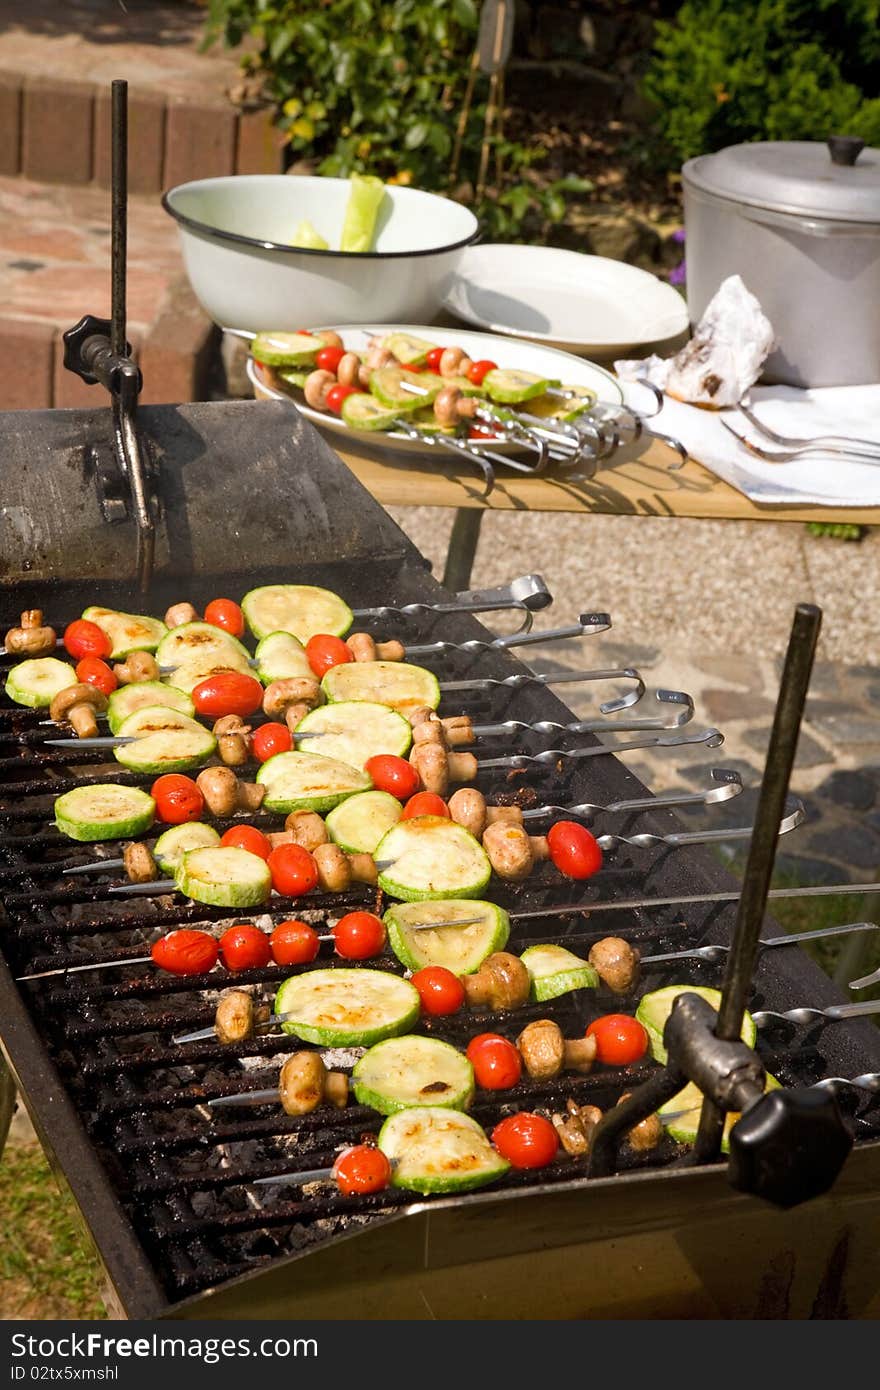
[683,139,880,223]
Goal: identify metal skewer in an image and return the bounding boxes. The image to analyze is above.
[660,1070,880,1127]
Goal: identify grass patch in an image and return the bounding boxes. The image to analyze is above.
[0,1143,106,1319]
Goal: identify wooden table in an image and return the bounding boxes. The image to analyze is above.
[328,432,880,589]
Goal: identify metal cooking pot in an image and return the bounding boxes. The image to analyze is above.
[682,137,880,387]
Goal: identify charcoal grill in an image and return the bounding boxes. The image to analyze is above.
[2,392,880,1321]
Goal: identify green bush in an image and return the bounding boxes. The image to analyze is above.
[643,0,880,166]
[204,0,591,240]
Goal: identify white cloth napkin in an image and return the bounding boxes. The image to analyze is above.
[622,382,880,507]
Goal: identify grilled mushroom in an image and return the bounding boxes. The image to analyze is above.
[617,1093,663,1151]
[462,951,531,1011]
[409,742,478,796]
[49,683,107,738]
[3,609,57,657]
[212,714,252,767]
[113,651,160,684]
[588,937,640,994]
[164,602,199,628]
[215,990,255,1045]
[345,631,405,662]
[552,1099,604,1157]
[123,842,157,884]
[195,767,265,817]
[517,1019,597,1080]
[482,822,549,881]
[303,369,337,411]
[262,676,323,732]
[448,787,488,838]
[279,1053,349,1115]
[284,810,329,851]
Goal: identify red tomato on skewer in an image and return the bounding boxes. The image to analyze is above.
[75,656,117,696]
[466,1033,522,1090]
[305,633,352,677]
[333,1144,392,1195]
[64,619,111,661]
[401,792,450,820]
[411,966,465,1016]
[267,843,319,897]
[219,923,272,972]
[492,1113,558,1169]
[191,672,264,718]
[252,722,292,762]
[585,1014,648,1066]
[547,821,603,880]
[270,920,320,965]
[332,911,386,960]
[152,929,219,976]
[151,774,204,825]
[220,825,272,861]
[203,598,245,638]
[364,755,418,801]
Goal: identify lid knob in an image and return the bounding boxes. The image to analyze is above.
[827,134,865,167]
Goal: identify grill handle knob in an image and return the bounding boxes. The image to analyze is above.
[727,1087,853,1209]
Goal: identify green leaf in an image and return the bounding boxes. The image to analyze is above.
[404,121,429,149]
[451,0,478,28]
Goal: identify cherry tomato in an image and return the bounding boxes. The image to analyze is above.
[151,929,219,976]
[151,774,204,825]
[411,966,465,1016]
[547,821,603,880]
[267,842,319,897]
[219,923,272,972]
[333,1144,392,1195]
[316,345,345,374]
[466,1033,522,1090]
[401,791,450,820]
[425,346,444,371]
[492,1112,559,1169]
[270,919,320,966]
[468,425,501,440]
[467,358,498,386]
[332,911,386,960]
[364,754,418,801]
[305,633,353,677]
[585,1014,648,1066]
[63,618,111,661]
[252,721,292,763]
[220,824,272,861]
[203,598,245,638]
[75,656,117,696]
[325,383,361,415]
[191,671,264,718]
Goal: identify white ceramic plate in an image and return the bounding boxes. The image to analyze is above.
[249,322,623,459]
[442,245,690,357]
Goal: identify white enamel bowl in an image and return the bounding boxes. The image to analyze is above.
[163,175,480,332]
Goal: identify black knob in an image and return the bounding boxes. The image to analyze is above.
[727,1088,853,1209]
[827,135,865,167]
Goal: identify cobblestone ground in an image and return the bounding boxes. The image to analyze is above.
[387,504,880,911]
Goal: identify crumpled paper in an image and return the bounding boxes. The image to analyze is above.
[615,274,776,408]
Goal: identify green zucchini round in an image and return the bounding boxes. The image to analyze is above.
[274,968,420,1046]
[378,1107,510,1195]
[54,784,156,842]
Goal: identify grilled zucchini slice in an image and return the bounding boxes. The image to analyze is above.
[241,584,354,643]
[295,700,411,770]
[324,789,403,854]
[153,822,221,874]
[375,817,491,902]
[256,749,371,814]
[385,899,510,974]
[54,784,156,842]
[660,1074,781,1153]
[520,943,599,1002]
[251,331,324,367]
[482,368,553,405]
[378,1107,510,1195]
[107,681,194,735]
[114,706,217,774]
[274,968,420,1046]
[82,606,167,658]
[155,622,253,694]
[341,394,403,432]
[383,332,436,366]
[5,657,76,709]
[524,384,597,422]
[353,1037,474,1116]
[322,660,440,715]
[370,366,441,411]
[175,845,271,908]
[254,631,312,685]
[636,985,757,1066]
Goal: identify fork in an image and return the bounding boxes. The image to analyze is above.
[721,418,880,465]
[737,399,880,459]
